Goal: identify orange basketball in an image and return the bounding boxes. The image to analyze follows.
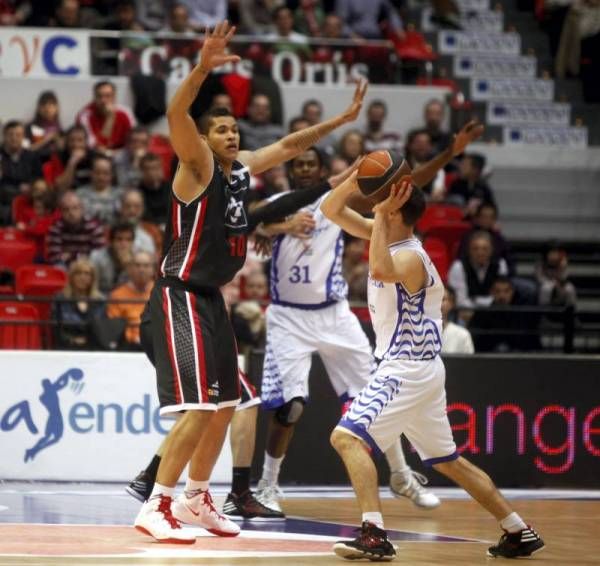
[357,150,407,201]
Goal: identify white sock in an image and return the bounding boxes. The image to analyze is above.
[385,440,411,476]
[500,512,527,533]
[362,512,384,529]
[185,478,209,496]
[149,482,173,499]
[262,453,284,484]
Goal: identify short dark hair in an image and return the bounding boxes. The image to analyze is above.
[272,5,292,20]
[3,120,24,133]
[288,115,308,131]
[91,154,113,170]
[197,107,235,135]
[476,201,498,217]
[127,126,149,141]
[291,146,325,169]
[368,99,387,114]
[140,152,161,167]
[406,128,431,146]
[302,99,322,113]
[492,275,513,288]
[94,80,116,95]
[466,152,486,173]
[109,221,135,241]
[400,186,426,227]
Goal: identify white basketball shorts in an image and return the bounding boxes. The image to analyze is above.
[261,301,374,409]
[336,356,458,466]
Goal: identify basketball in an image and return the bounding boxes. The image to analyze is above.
[356,150,409,201]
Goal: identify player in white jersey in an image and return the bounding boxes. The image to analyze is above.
[257,148,440,516]
[321,176,545,561]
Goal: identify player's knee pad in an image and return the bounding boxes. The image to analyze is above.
[274,397,305,427]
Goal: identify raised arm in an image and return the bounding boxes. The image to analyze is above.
[411,120,484,188]
[167,21,240,202]
[239,80,368,175]
[321,172,373,240]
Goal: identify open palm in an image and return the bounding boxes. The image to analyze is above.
[200,21,241,71]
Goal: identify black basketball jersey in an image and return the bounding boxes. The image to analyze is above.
[159,157,250,289]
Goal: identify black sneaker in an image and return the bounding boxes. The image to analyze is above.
[487,527,545,558]
[126,470,154,502]
[222,491,285,521]
[333,521,397,561]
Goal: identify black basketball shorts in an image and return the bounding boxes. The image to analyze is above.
[141,283,245,415]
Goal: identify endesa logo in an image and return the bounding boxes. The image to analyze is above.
[0,368,168,463]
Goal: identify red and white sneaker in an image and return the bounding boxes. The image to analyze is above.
[172,490,241,537]
[134,494,196,544]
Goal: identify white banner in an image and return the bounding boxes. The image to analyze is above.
[471,77,554,101]
[487,101,571,126]
[422,8,503,33]
[0,27,90,78]
[0,351,238,481]
[453,54,536,78]
[503,125,588,148]
[438,31,521,55]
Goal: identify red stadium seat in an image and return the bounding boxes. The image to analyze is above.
[15,265,67,322]
[423,221,471,261]
[417,204,464,233]
[423,237,450,282]
[0,302,42,349]
[0,231,37,272]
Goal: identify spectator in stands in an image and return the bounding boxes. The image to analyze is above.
[441,286,474,353]
[77,156,123,225]
[137,153,169,226]
[113,127,149,188]
[133,0,165,30]
[26,91,62,159]
[162,2,194,34]
[363,99,403,154]
[338,129,365,163]
[50,0,99,28]
[233,269,268,353]
[294,0,325,37]
[0,0,31,25]
[536,243,577,307]
[336,0,404,40]
[423,99,452,154]
[210,92,234,112]
[244,269,269,301]
[91,222,136,294]
[448,230,509,308]
[0,120,42,225]
[470,276,541,352]
[330,155,350,175]
[447,153,496,217]
[457,202,515,275]
[118,189,158,255]
[12,177,50,226]
[76,80,135,152]
[320,13,347,39]
[107,249,155,346]
[238,93,284,151]
[44,125,94,191]
[405,129,445,201]
[288,116,310,133]
[176,0,227,31]
[15,184,59,260]
[257,164,290,199]
[301,99,337,155]
[47,191,105,266]
[265,6,311,55]
[104,0,143,31]
[51,258,106,350]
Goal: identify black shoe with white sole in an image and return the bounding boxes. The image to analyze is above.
[487,527,545,558]
[333,521,397,561]
[126,470,153,502]
[223,490,285,521]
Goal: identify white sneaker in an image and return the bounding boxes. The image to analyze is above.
[390,471,441,509]
[134,494,196,544]
[255,479,284,515]
[172,490,241,537]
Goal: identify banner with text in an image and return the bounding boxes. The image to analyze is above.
[0,351,238,482]
[0,27,90,78]
[118,36,396,86]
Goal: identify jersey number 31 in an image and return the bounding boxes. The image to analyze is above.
[289,265,311,284]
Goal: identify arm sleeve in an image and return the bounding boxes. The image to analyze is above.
[246,182,331,232]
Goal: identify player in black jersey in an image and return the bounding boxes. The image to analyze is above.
[133,20,367,543]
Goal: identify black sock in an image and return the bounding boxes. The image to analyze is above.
[232,467,251,496]
[145,454,161,482]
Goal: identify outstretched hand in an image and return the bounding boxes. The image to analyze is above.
[372,176,413,216]
[341,79,369,123]
[452,120,484,156]
[199,21,241,71]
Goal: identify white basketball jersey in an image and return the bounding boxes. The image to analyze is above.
[368,238,443,360]
[270,194,347,307]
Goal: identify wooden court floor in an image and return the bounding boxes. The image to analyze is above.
[1,490,598,566]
